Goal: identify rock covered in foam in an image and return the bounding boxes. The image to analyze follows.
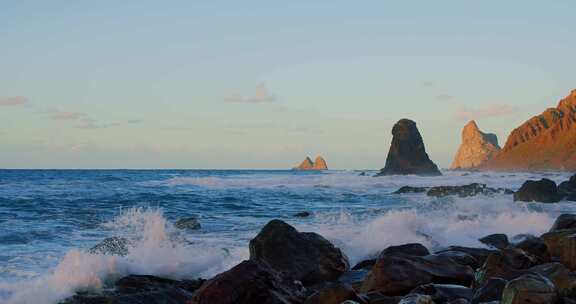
[451,120,501,170]
[377,119,441,176]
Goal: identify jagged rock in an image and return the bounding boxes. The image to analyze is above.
[551,214,576,231]
[249,219,349,286]
[479,234,509,250]
[360,254,474,296]
[500,273,557,304]
[377,119,441,176]
[559,174,576,201]
[303,282,366,304]
[62,275,203,304]
[393,186,428,194]
[426,183,509,198]
[485,89,576,171]
[88,236,132,256]
[294,156,328,170]
[174,217,201,230]
[451,120,501,170]
[513,178,562,203]
[471,277,507,304]
[410,284,473,303]
[189,260,306,304]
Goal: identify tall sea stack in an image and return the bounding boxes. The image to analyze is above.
[451,120,501,170]
[377,119,441,176]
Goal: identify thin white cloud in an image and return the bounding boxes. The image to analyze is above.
[436,94,454,101]
[50,111,85,121]
[0,96,27,106]
[455,104,519,121]
[224,83,276,103]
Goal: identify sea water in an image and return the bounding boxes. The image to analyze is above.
[0,169,574,304]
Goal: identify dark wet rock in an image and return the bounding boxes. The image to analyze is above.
[359,172,367,176]
[559,174,576,201]
[249,219,349,286]
[360,254,474,296]
[397,294,434,304]
[434,251,480,269]
[511,234,550,264]
[541,229,576,269]
[303,282,366,304]
[174,217,201,230]
[62,275,203,304]
[426,183,505,198]
[362,292,402,304]
[352,259,377,271]
[473,248,537,288]
[377,119,441,176]
[447,299,469,304]
[189,260,306,304]
[381,243,430,257]
[410,284,473,303]
[479,234,509,250]
[339,270,370,291]
[513,178,562,203]
[393,186,428,194]
[500,273,557,304]
[471,277,507,304]
[435,246,497,267]
[530,263,576,297]
[88,237,131,256]
[294,211,312,218]
[550,214,576,231]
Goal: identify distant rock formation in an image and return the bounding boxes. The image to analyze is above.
[450,120,501,170]
[293,156,328,170]
[484,89,576,170]
[377,119,441,176]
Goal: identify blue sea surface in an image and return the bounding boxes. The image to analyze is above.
[0,169,574,303]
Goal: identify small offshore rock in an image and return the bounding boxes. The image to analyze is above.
[558,174,576,200]
[295,211,312,218]
[88,236,131,256]
[174,217,201,230]
[393,186,428,194]
[513,178,562,203]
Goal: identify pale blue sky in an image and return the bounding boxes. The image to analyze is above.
[1,1,574,169]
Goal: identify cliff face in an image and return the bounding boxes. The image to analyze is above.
[294,156,328,170]
[484,90,576,170]
[451,120,501,170]
[378,119,441,176]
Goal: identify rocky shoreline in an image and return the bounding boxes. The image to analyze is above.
[62,174,576,304]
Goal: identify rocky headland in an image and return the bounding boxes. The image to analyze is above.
[484,89,576,171]
[377,119,441,176]
[451,121,501,170]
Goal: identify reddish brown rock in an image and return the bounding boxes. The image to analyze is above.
[451,120,501,170]
[293,156,328,170]
[484,89,576,171]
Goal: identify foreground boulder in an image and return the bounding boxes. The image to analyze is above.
[360,254,474,295]
[377,119,441,176]
[451,120,501,170]
[530,263,576,296]
[513,178,562,203]
[479,233,509,250]
[471,277,507,304]
[249,219,349,286]
[398,294,434,304]
[550,214,576,231]
[62,275,203,304]
[410,284,472,303]
[500,273,557,304]
[541,229,576,269]
[473,248,537,288]
[189,260,305,304]
[303,282,365,304]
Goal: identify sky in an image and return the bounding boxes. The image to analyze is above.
[1,1,575,169]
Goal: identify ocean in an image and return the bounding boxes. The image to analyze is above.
[0,169,574,304]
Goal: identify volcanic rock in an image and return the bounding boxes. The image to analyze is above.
[377,119,441,176]
[484,89,576,171]
[249,219,349,286]
[451,120,501,170]
[513,178,562,203]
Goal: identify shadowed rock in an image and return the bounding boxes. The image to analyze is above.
[513,178,562,203]
[249,219,349,286]
[377,119,441,176]
[500,273,557,304]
